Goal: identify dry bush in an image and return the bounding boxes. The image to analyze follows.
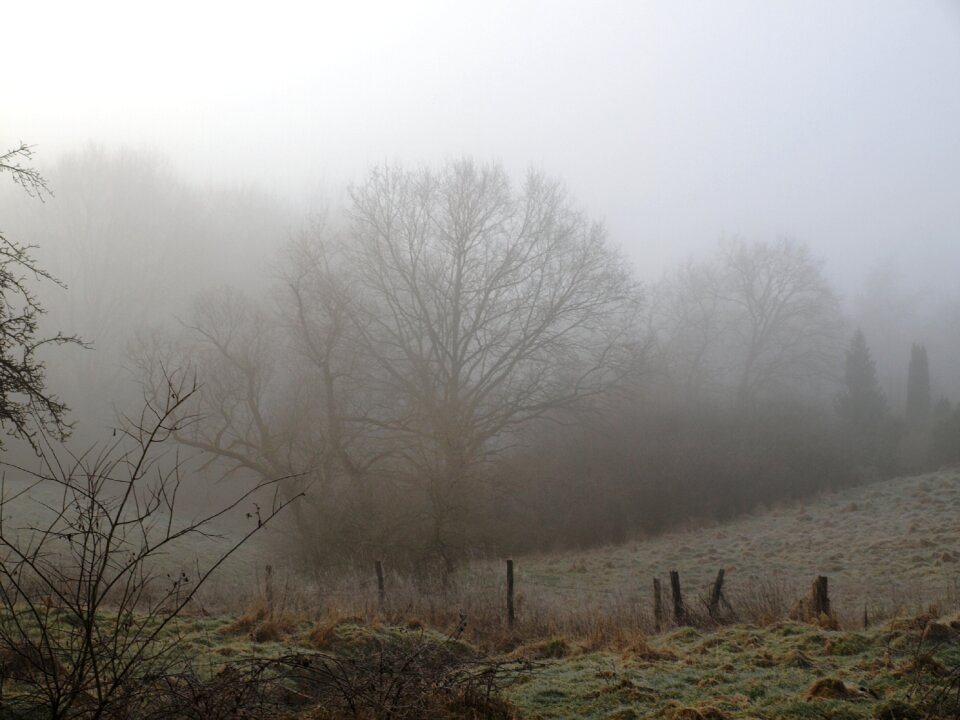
[195,629,528,720]
[622,634,677,662]
[250,616,297,643]
[220,606,269,636]
[902,610,960,719]
[220,604,300,643]
[0,641,65,683]
[0,376,297,719]
[805,677,877,701]
[305,618,341,651]
[509,637,570,660]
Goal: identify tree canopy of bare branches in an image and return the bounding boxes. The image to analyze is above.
[140,159,644,566]
[343,160,643,564]
[652,236,842,409]
[0,143,82,448]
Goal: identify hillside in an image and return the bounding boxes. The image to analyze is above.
[510,469,960,626]
[495,469,960,718]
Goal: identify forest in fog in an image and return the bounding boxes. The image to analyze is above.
[2,145,958,571]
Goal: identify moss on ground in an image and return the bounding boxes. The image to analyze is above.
[2,608,957,717]
[505,619,959,719]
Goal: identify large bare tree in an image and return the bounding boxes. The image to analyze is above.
[344,160,643,565]
[139,160,643,567]
[720,237,842,408]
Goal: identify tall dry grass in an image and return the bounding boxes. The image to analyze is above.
[192,557,960,652]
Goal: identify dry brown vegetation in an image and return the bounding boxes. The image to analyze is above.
[5,469,960,718]
[176,469,960,661]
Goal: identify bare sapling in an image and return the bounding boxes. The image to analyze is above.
[0,371,300,719]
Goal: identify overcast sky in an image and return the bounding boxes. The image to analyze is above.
[7,0,960,296]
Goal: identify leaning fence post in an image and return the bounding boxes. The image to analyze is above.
[375,560,386,610]
[507,559,515,628]
[670,570,686,625]
[653,577,663,633]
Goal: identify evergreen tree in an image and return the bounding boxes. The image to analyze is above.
[905,343,931,430]
[835,330,889,468]
[835,330,886,429]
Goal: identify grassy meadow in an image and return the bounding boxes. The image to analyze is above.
[4,468,960,718]
[6,606,957,719]
[511,468,960,627]
[505,618,960,719]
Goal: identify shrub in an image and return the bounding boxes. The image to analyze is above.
[0,375,296,718]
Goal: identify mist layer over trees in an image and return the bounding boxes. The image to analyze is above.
[3,147,959,570]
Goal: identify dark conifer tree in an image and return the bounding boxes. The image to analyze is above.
[835,330,888,468]
[835,329,886,429]
[905,343,931,430]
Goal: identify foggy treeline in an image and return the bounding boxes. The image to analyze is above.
[4,146,960,570]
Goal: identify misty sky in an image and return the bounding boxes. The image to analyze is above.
[7,0,960,296]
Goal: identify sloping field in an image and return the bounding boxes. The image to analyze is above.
[7,467,958,626]
[511,469,960,625]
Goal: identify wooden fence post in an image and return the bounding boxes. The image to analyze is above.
[375,560,385,609]
[264,564,275,618]
[670,570,686,625]
[812,576,830,617]
[507,559,515,628]
[653,578,663,633]
[708,569,725,619]
[791,575,833,625]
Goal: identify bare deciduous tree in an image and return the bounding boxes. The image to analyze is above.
[651,259,726,400]
[651,237,842,410]
[140,160,643,568]
[279,233,403,553]
[133,290,324,560]
[343,159,643,566]
[0,142,83,448]
[719,237,842,408]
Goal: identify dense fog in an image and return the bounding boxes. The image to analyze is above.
[3,1,959,566]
